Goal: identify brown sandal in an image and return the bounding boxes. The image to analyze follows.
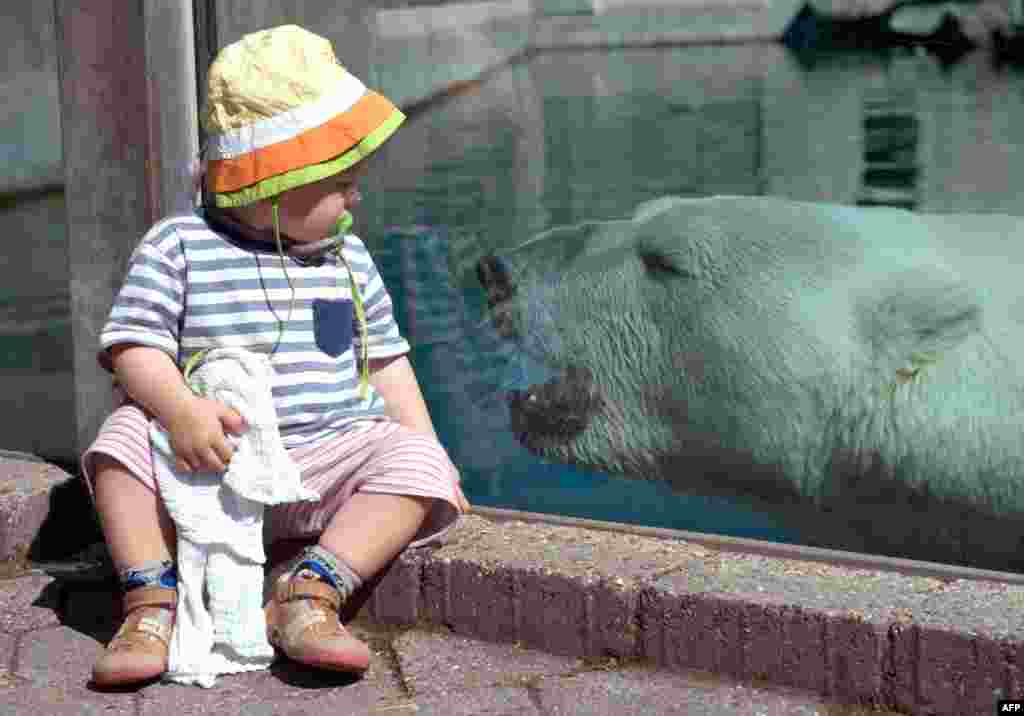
[92,586,176,687]
[264,568,370,673]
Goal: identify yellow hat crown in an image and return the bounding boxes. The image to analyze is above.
[202,25,404,207]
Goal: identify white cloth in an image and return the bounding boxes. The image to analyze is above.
[151,348,320,688]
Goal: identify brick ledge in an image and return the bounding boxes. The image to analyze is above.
[364,511,1022,715]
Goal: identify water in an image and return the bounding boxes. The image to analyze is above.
[4,42,1024,544]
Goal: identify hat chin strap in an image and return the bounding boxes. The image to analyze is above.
[265,203,369,396]
[285,211,353,258]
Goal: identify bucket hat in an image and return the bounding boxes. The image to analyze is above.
[202,25,405,208]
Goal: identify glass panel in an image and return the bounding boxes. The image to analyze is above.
[361,43,1024,570]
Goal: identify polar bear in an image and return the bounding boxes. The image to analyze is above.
[477,195,1024,572]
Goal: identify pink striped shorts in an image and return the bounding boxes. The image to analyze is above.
[80,402,466,548]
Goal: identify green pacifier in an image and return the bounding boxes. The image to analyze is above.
[335,210,353,236]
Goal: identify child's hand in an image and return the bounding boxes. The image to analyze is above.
[165,395,248,474]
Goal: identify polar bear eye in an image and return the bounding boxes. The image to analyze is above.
[639,249,682,277]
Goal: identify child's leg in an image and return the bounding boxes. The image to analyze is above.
[90,453,178,688]
[263,492,433,674]
[264,422,463,673]
[92,453,177,571]
[317,492,431,579]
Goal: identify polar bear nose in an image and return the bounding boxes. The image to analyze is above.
[477,254,516,306]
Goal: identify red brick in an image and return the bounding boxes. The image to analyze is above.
[586,578,640,659]
[516,570,588,657]
[651,590,745,678]
[884,620,918,713]
[822,610,888,706]
[446,560,522,645]
[370,550,424,625]
[740,598,827,694]
[916,627,1010,716]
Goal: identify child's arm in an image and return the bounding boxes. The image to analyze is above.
[110,344,245,472]
[368,355,438,440]
[110,344,198,425]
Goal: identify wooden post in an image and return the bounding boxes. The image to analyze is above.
[54,0,198,459]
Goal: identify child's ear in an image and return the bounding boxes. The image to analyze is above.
[342,159,370,180]
[201,183,214,209]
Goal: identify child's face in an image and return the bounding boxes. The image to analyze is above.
[253,162,369,242]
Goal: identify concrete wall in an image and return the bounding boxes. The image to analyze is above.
[915,51,1024,214]
[0,3,73,461]
[761,49,1024,212]
[208,1,533,109]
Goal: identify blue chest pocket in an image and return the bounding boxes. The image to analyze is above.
[312,298,354,357]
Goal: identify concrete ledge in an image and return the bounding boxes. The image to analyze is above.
[363,512,1021,715]
[0,453,78,563]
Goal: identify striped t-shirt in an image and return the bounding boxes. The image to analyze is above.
[100,210,411,448]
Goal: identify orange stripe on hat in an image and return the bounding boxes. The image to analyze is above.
[206,90,395,193]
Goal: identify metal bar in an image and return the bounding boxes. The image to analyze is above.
[143,0,200,217]
[192,0,218,160]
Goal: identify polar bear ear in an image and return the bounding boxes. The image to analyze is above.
[855,267,982,372]
[633,199,726,284]
[633,196,692,222]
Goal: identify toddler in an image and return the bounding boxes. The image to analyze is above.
[80,25,469,687]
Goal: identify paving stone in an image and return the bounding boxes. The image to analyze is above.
[0,625,129,715]
[0,689,137,716]
[408,687,540,715]
[0,574,62,634]
[136,669,402,716]
[12,625,138,713]
[684,551,949,619]
[136,621,406,715]
[393,629,577,697]
[135,618,403,712]
[0,632,17,680]
[534,668,832,716]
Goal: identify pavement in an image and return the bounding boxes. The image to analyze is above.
[0,558,892,716]
[2,453,1022,715]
